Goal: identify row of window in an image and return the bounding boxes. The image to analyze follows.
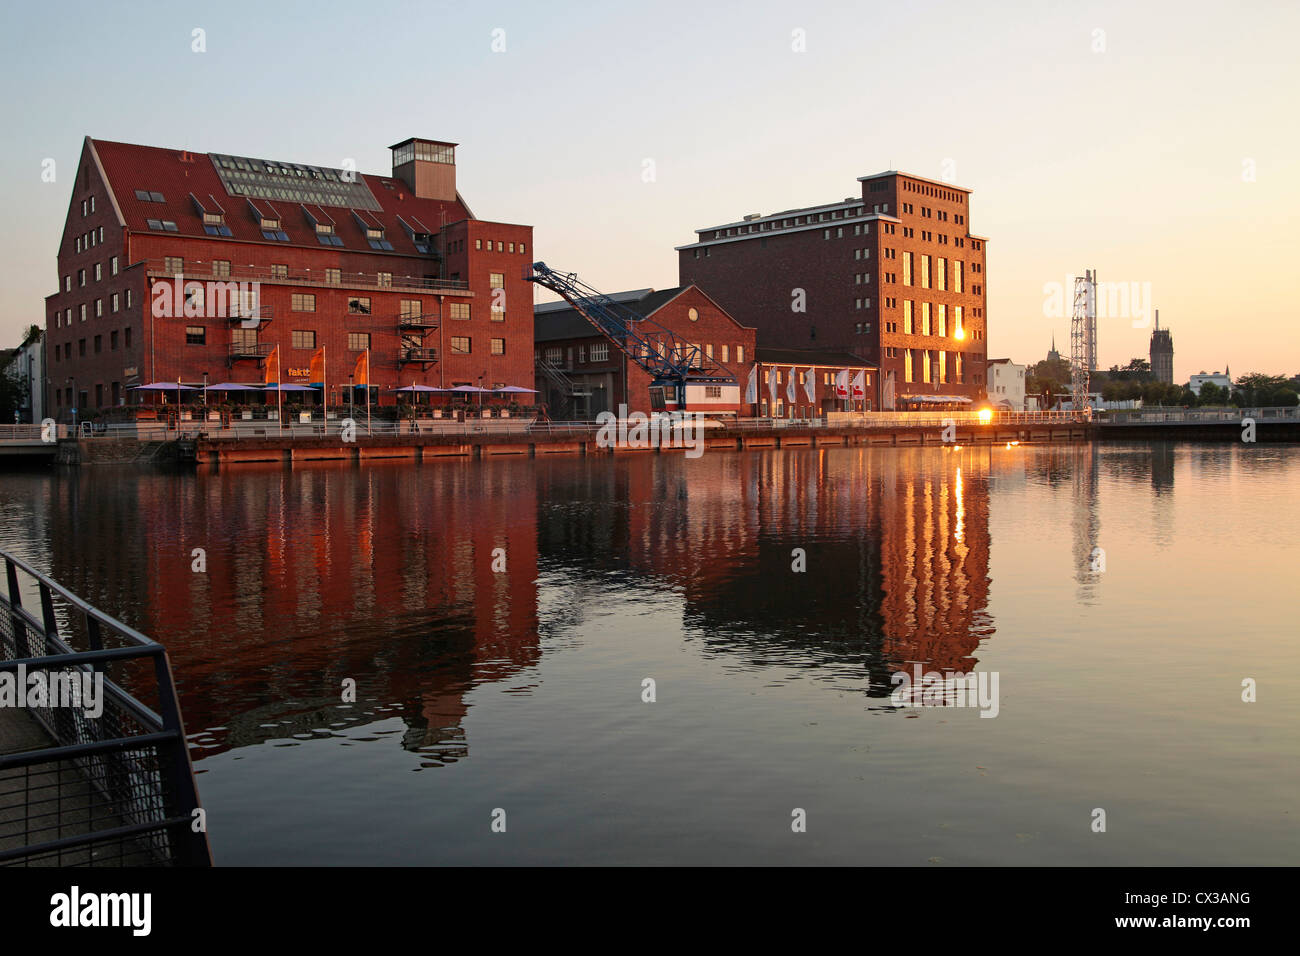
[51,327,132,361]
[713,205,870,241]
[64,256,121,291]
[540,341,746,368]
[74,226,105,253]
[53,288,133,328]
[902,349,966,385]
[474,238,525,254]
[902,180,965,204]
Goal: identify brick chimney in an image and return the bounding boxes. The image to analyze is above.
[390,138,457,201]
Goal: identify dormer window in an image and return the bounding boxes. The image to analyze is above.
[202,212,232,237]
[366,227,393,252]
[315,223,343,246]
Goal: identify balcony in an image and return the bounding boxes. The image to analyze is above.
[141,258,472,296]
[397,347,438,365]
[398,311,440,330]
[229,342,274,360]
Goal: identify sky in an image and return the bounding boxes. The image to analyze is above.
[1,0,1296,379]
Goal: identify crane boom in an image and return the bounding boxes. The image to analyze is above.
[526,262,737,389]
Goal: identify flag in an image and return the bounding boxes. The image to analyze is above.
[834,369,849,398]
[883,370,896,410]
[767,365,779,403]
[803,367,816,403]
[264,345,280,385]
[309,346,326,386]
[353,349,369,387]
[744,364,757,404]
[785,367,798,404]
[851,370,866,400]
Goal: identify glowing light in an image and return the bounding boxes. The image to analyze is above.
[977,408,993,423]
[954,327,965,341]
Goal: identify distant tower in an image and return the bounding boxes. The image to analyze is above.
[1047,334,1061,363]
[1149,309,1174,384]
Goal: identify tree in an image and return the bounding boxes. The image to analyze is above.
[1196,381,1228,406]
[1234,372,1291,407]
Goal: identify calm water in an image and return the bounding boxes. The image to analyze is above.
[1,443,1296,865]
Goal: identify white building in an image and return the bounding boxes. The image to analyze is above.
[4,328,46,423]
[987,358,1026,410]
[1188,370,1232,397]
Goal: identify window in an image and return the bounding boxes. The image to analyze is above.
[953,261,963,294]
[491,305,505,322]
[164,256,183,275]
[921,302,931,336]
[449,302,470,320]
[489,272,504,289]
[95,298,103,317]
[94,263,102,281]
[271,264,288,279]
[110,256,119,276]
[400,299,422,319]
[737,346,744,364]
[185,326,206,345]
[124,327,132,348]
[147,220,178,232]
[377,272,392,287]
[590,342,609,362]
[450,336,471,354]
[348,333,371,351]
[125,290,132,309]
[134,190,165,203]
[508,243,515,253]
[110,330,118,350]
[519,243,526,255]
[291,294,316,312]
[79,304,87,322]
[545,346,561,364]
[64,275,71,292]
[902,252,912,286]
[93,335,102,353]
[496,242,503,251]
[491,338,505,355]
[325,268,341,285]
[184,286,203,312]
[475,239,482,250]
[212,260,231,278]
[347,297,371,314]
[936,303,947,337]
[292,330,316,349]
[936,257,946,291]
[721,344,729,363]
[920,255,931,289]
[78,269,86,287]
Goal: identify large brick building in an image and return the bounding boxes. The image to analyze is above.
[677,171,990,409]
[44,136,533,419]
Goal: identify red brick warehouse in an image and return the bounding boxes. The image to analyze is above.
[677,170,990,410]
[44,136,534,417]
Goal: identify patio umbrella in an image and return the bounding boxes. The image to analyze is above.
[449,385,489,392]
[494,386,539,393]
[206,383,259,391]
[392,385,443,392]
[131,382,198,390]
[263,383,319,391]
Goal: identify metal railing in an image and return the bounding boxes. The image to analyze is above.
[142,258,470,295]
[0,424,69,442]
[0,550,210,867]
[1100,406,1299,425]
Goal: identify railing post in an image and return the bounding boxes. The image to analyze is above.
[152,650,212,866]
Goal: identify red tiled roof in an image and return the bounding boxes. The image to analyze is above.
[90,138,472,254]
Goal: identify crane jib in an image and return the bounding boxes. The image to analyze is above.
[527,262,737,388]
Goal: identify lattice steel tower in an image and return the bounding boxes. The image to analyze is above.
[1070,270,1096,420]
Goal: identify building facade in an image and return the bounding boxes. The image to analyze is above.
[3,327,46,423]
[44,136,534,419]
[1188,370,1232,397]
[986,358,1026,410]
[677,171,989,409]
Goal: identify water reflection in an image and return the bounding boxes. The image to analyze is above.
[16,447,1005,757]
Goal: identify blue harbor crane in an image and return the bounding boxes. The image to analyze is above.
[526,262,737,411]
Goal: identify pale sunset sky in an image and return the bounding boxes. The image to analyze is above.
[0,0,1295,378]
